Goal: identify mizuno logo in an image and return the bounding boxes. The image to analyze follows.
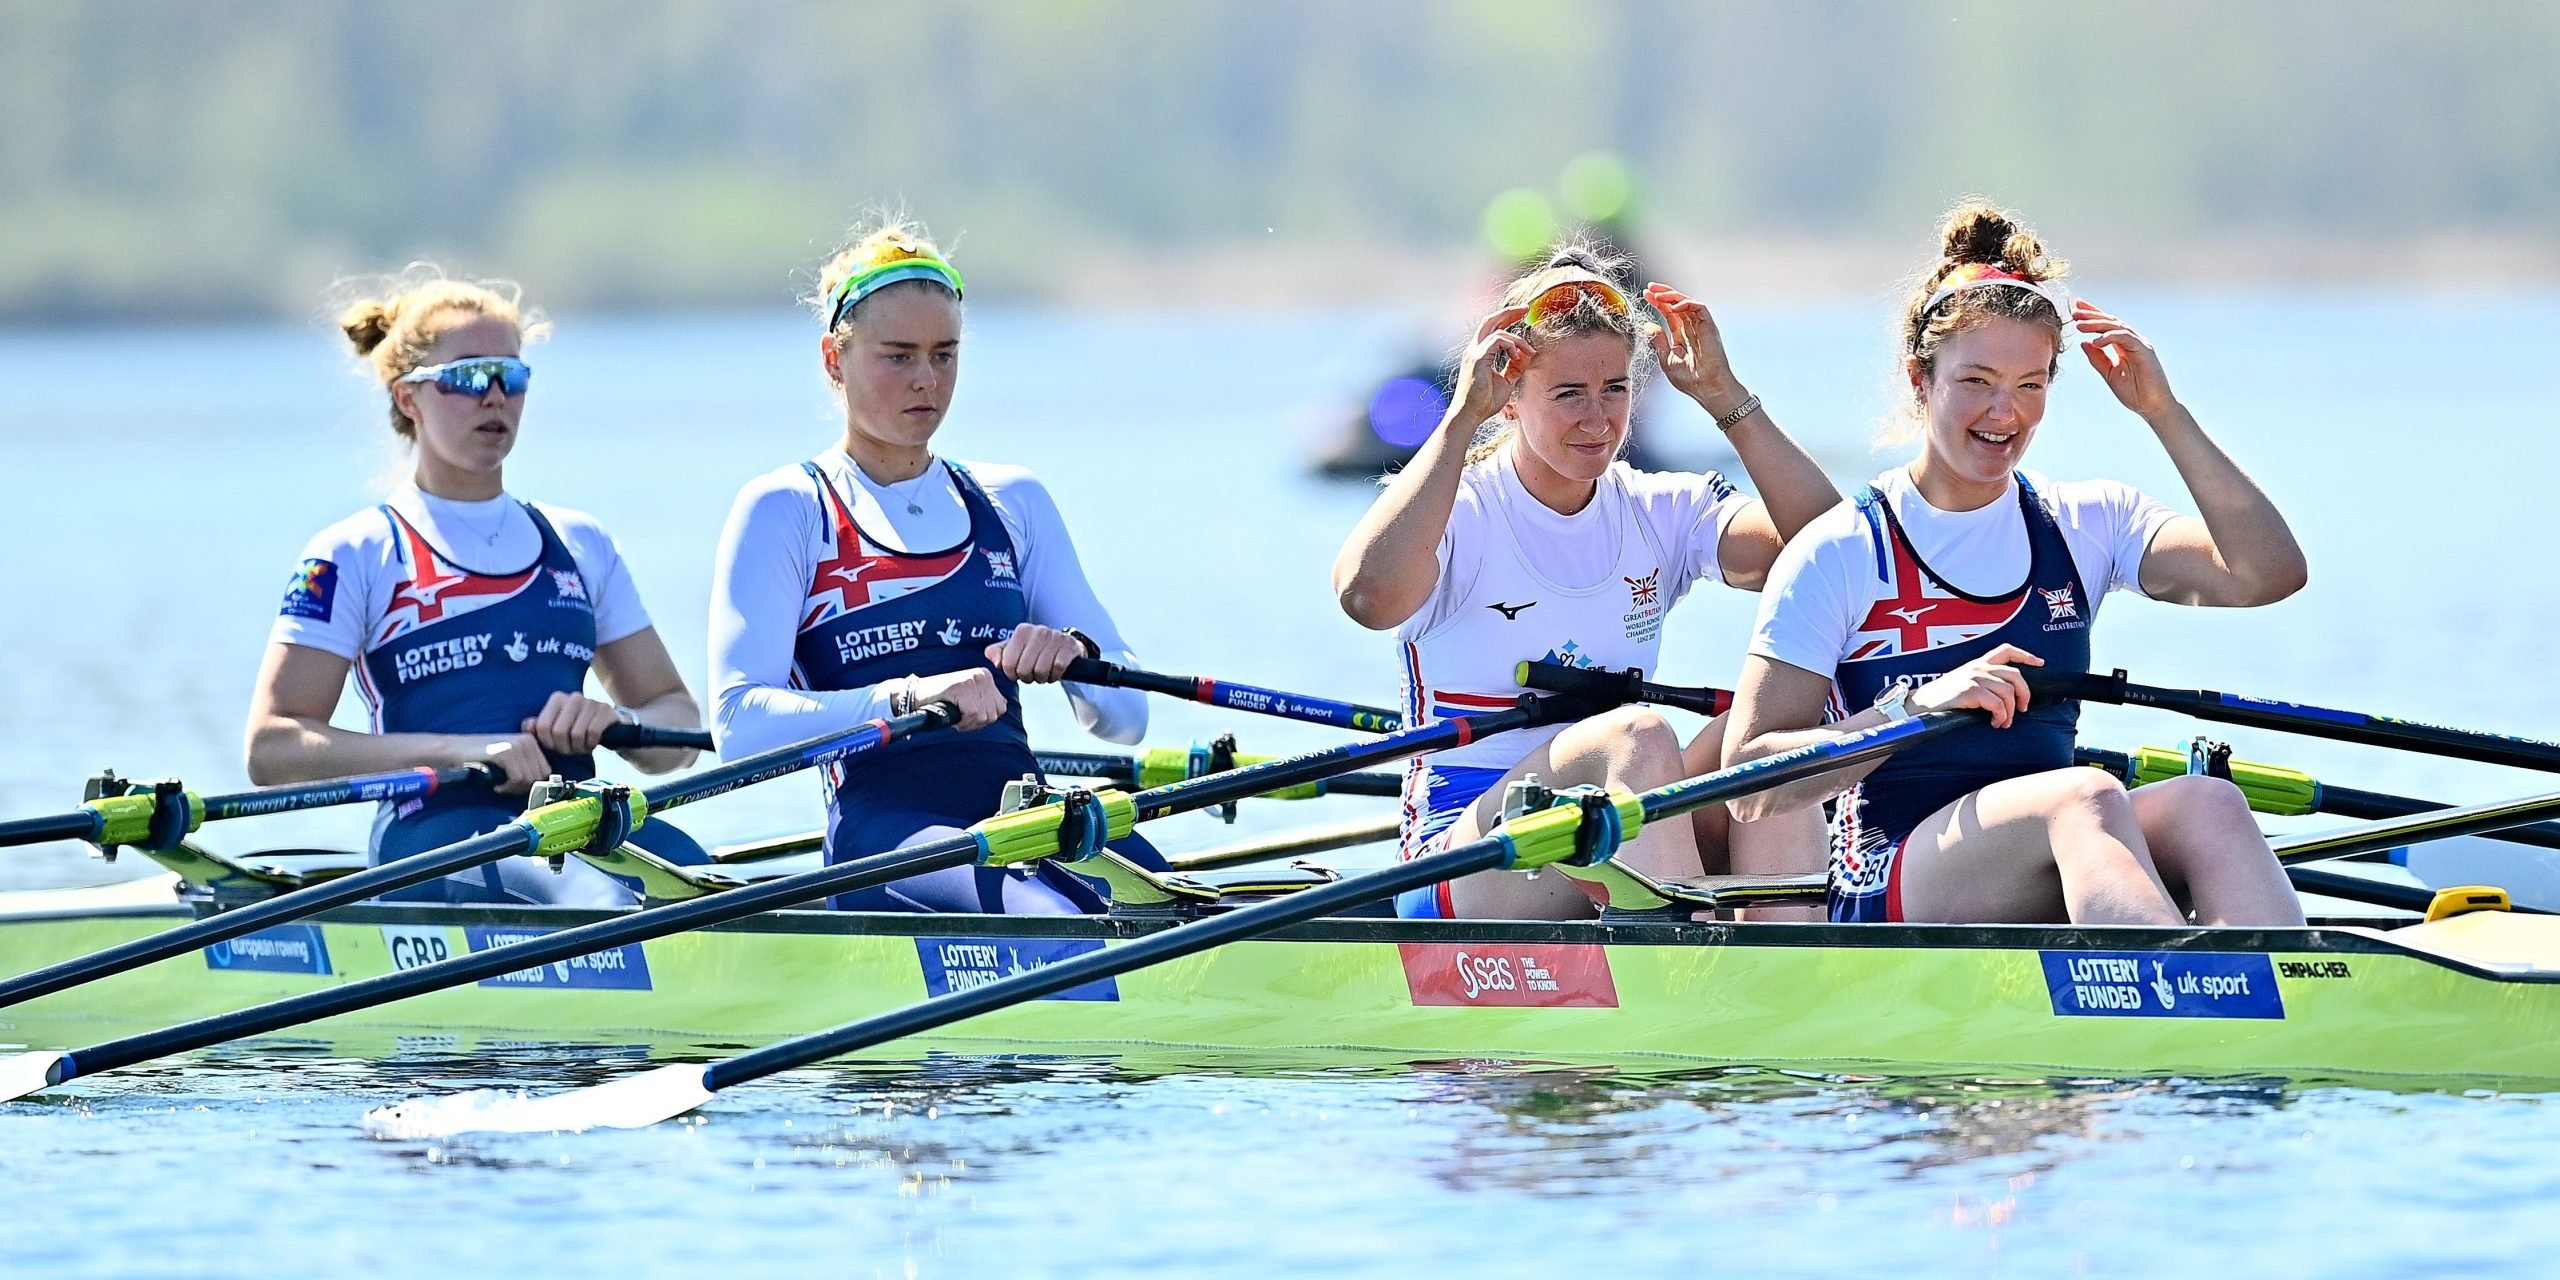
[1885,604,1935,625]
[1486,601,1536,620]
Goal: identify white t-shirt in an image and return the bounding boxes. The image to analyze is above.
[1397,449,1750,777]
[708,451,1146,757]
[1749,466,2174,677]
[269,486,651,661]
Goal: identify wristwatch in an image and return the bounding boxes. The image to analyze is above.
[1874,681,1914,723]
[1063,627,1103,660]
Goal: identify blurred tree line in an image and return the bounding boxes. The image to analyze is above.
[4,0,2555,320]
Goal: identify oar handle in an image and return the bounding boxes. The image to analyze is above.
[1060,657,1404,733]
[599,723,714,752]
[1516,661,1732,717]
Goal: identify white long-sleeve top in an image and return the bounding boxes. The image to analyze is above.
[709,450,1146,758]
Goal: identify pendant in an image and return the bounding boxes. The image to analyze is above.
[906,502,924,515]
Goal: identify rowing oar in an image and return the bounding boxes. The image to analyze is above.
[0,723,710,854]
[362,704,1990,1136]
[2269,791,2560,915]
[0,695,1591,1104]
[2044,669,2560,774]
[715,747,1403,864]
[1063,657,1402,733]
[1519,662,2560,856]
[0,714,936,1014]
[1033,747,1401,797]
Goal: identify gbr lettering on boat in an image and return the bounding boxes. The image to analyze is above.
[1399,943,1619,1008]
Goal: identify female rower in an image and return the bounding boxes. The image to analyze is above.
[1724,202,2308,926]
[708,218,1156,913]
[245,271,707,905]
[1333,243,1839,920]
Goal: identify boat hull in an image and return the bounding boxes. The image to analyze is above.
[4,884,2556,1085]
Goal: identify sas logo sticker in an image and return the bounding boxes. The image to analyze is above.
[1399,943,1618,1008]
[464,926,653,990]
[205,924,333,975]
[2039,950,2284,1019]
[279,559,339,622]
[916,937,1118,1002]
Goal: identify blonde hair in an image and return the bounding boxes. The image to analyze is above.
[1882,199,2070,445]
[811,214,959,348]
[1463,237,1654,465]
[334,265,546,441]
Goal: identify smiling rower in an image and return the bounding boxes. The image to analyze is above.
[1724,202,2309,927]
[1333,242,1838,920]
[245,271,708,904]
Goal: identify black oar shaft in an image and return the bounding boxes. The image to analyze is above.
[0,827,532,1011]
[0,812,99,848]
[1060,657,1404,733]
[2310,784,2560,853]
[195,765,493,823]
[2045,670,2560,774]
[2273,790,2560,867]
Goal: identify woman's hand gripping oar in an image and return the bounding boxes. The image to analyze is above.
[0,695,1599,1105]
[362,704,1993,1137]
[0,717,928,1014]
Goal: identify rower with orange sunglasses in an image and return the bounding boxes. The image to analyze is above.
[1332,243,1840,920]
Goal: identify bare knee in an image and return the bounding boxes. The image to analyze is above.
[2139,774,2254,839]
[2042,768,2136,835]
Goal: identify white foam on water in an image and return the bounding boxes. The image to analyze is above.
[362,1063,716,1138]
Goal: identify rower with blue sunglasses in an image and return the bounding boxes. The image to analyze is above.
[243,270,712,905]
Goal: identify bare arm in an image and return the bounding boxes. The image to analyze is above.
[590,626,702,774]
[1724,645,2042,822]
[1333,305,1532,631]
[244,642,501,785]
[2071,300,2308,607]
[1641,283,1840,591]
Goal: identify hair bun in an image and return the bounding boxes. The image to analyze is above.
[338,298,397,357]
[1936,199,2057,280]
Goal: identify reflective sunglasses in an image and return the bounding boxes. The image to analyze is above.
[1521,270,1630,327]
[398,356,533,397]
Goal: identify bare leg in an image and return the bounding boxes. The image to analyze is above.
[1896,767,2185,926]
[1682,713,1827,921]
[1442,706,1703,920]
[2128,776,2305,926]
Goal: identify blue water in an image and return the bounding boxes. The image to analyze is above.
[3,295,2558,1277]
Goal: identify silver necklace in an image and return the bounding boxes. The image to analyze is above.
[428,494,511,547]
[885,458,939,516]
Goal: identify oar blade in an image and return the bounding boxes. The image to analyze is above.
[363,1062,714,1138]
[0,1051,70,1104]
